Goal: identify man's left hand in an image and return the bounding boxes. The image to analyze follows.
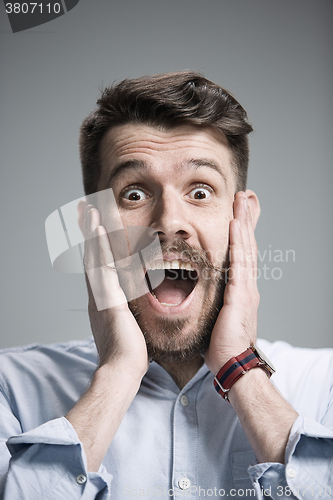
[205,191,260,375]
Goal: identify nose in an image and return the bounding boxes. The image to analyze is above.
[149,192,194,243]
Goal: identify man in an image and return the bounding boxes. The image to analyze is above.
[0,72,332,500]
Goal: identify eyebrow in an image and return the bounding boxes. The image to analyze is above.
[106,157,228,187]
[187,158,227,186]
[106,159,146,187]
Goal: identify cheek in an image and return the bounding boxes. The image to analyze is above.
[116,208,156,256]
[198,211,232,267]
[118,207,148,227]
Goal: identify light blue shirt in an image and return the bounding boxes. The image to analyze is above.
[0,338,332,500]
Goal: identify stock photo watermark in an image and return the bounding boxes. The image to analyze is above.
[122,485,258,498]
[122,484,332,498]
[4,0,80,33]
[45,188,296,310]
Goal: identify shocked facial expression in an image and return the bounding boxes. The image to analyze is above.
[98,123,237,362]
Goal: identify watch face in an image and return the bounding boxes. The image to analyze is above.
[253,344,276,373]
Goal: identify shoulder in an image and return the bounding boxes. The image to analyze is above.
[0,337,98,374]
[257,338,333,373]
[257,338,333,419]
[0,338,98,424]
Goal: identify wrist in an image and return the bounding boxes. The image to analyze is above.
[98,347,149,380]
[211,347,250,374]
[227,365,269,403]
[213,343,276,402]
[94,358,146,391]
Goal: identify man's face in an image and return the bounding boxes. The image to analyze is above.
[98,123,237,362]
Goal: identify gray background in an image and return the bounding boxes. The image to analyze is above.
[0,0,332,350]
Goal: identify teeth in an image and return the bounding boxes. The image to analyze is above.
[150,292,182,307]
[160,302,182,307]
[147,259,195,271]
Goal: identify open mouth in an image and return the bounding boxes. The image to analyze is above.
[145,260,199,307]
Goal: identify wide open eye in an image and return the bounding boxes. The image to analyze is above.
[188,185,212,200]
[123,187,149,202]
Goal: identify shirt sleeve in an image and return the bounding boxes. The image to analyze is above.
[247,415,333,500]
[0,403,113,500]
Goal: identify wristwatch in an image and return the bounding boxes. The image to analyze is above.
[213,343,276,402]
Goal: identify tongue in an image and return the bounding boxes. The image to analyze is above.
[153,277,192,305]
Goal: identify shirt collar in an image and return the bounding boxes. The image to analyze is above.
[143,360,211,394]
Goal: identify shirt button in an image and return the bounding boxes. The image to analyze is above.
[178,477,191,490]
[76,474,87,485]
[286,467,297,478]
[180,394,189,407]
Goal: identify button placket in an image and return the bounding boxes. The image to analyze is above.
[178,476,191,490]
[180,394,189,407]
[76,473,87,485]
[286,467,297,478]
[172,390,197,495]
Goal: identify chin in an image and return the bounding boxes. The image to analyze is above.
[128,277,224,364]
[120,238,227,363]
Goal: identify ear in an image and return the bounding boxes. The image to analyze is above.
[245,189,260,230]
[77,200,88,236]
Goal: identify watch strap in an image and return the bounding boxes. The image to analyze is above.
[214,347,263,401]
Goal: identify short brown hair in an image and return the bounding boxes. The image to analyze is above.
[79,71,253,195]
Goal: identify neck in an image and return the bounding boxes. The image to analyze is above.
[157,354,204,390]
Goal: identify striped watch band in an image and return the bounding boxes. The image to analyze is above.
[213,348,263,402]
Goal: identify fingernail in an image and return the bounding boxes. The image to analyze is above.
[243,196,248,211]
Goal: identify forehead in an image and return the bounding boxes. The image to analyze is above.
[99,123,235,187]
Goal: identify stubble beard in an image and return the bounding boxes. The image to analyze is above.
[128,268,226,364]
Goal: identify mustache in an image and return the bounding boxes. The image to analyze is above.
[144,239,228,281]
[112,237,227,280]
[159,240,222,271]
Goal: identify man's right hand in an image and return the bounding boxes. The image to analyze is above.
[84,204,149,378]
[65,205,149,472]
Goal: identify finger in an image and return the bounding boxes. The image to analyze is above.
[95,225,127,302]
[84,210,127,310]
[233,192,256,276]
[85,205,100,239]
[86,242,128,311]
[228,218,246,287]
[241,193,259,281]
[83,207,101,271]
[245,200,258,277]
[233,192,250,253]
